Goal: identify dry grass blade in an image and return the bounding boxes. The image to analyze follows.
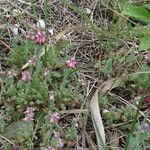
[59,109,88,114]
[0,134,13,145]
[21,62,30,70]
[90,89,106,149]
[90,78,125,149]
[55,25,83,41]
[101,78,125,92]
[0,40,17,54]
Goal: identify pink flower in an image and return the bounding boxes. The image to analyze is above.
[49,112,60,124]
[66,57,77,68]
[26,32,35,40]
[141,123,150,132]
[24,107,35,114]
[144,96,150,109]
[28,57,36,66]
[12,143,19,150]
[53,131,60,138]
[35,31,46,44]
[7,69,17,77]
[22,107,35,122]
[21,70,32,82]
[145,53,150,60]
[22,117,33,122]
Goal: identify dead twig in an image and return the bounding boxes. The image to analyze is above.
[0,40,17,54]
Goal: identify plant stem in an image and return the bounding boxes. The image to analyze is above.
[124,93,146,149]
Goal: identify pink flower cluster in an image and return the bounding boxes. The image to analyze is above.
[26,32,35,40]
[66,57,77,68]
[144,96,150,109]
[45,131,64,149]
[53,131,60,138]
[26,31,46,44]
[21,70,32,82]
[48,112,60,124]
[145,53,150,61]
[35,32,46,44]
[23,107,36,122]
[44,113,63,149]
[28,57,36,66]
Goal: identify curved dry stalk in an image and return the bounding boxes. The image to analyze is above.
[90,89,106,149]
[90,77,126,149]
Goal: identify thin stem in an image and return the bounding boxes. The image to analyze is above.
[124,93,146,149]
[0,134,13,145]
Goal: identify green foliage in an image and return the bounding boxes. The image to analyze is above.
[127,125,150,150]
[99,95,109,106]
[65,126,78,140]
[1,0,150,149]
[101,58,112,78]
[7,40,37,68]
[4,121,33,140]
[121,3,150,52]
[131,65,150,89]
[144,3,150,10]
[0,116,6,132]
[103,111,116,124]
[139,36,150,51]
[1,28,80,149]
[0,10,5,20]
[122,4,150,23]
[122,107,136,120]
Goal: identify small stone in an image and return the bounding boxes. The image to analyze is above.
[85,8,91,14]
[102,109,109,114]
[48,28,54,36]
[37,19,46,29]
[10,25,19,36]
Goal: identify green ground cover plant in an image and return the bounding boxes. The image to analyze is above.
[0,0,150,150]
